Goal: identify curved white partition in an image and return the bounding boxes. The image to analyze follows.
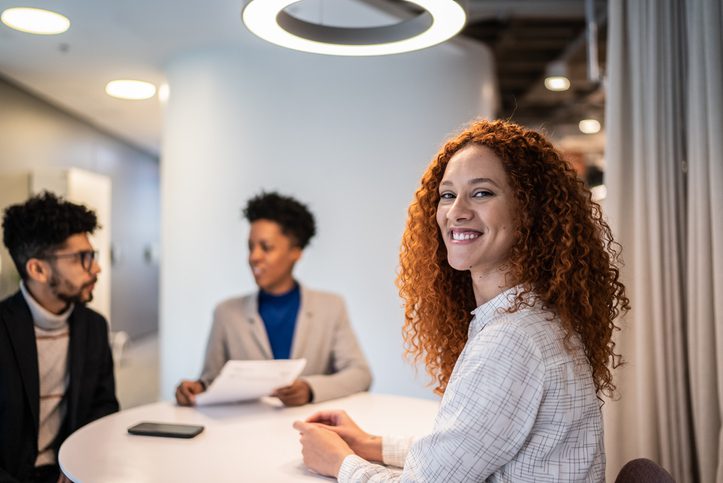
[160,39,498,400]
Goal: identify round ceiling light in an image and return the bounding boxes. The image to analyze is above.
[579,119,601,134]
[1,7,70,35]
[242,0,467,56]
[544,76,570,91]
[105,80,157,100]
[544,60,570,91]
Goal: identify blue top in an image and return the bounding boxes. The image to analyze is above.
[258,283,301,360]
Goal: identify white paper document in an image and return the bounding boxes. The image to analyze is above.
[195,359,307,406]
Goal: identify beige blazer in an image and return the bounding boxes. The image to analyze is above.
[199,285,372,403]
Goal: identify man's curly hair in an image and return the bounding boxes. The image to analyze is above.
[397,119,630,397]
[2,192,99,280]
[243,192,316,249]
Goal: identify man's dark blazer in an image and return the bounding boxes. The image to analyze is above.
[0,290,119,482]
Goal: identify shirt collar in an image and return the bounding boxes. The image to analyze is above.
[20,281,73,331]
[258,281,300,303]
[468,285,521,337]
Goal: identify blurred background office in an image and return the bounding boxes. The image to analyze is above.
[1,1,720,481]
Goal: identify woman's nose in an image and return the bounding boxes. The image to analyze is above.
[447,197,472,222]
[249,247,262,262]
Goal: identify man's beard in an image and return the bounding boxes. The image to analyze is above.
[48,272,97,307]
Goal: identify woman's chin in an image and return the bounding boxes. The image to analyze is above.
[447,258,472,272]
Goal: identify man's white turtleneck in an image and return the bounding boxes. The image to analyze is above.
[19,281,72,467]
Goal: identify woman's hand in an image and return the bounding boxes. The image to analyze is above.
[272,379,312,406]
[293,420,354,477]
[304,410,382,462]
[175,380,205,406]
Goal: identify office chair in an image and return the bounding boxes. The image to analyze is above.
[615,458,676,483]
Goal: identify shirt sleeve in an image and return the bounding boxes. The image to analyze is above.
[336,436,412,483]
[338,455,403,482]
[301,297,373,402]
[382,435,414,468]
[199,306,229,387]
[88,314,120,421]
[339,321,545,482]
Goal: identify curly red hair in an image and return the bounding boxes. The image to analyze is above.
[398,119,629,396]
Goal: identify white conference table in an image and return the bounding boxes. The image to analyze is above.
[59,392,439,483]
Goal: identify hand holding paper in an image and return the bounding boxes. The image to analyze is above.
[195,359,307,406]
[272,379,312,406]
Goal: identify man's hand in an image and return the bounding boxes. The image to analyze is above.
[272,379,312,406]
[293,420,354,477]
[175,380,205,406]
[305,410,382,461]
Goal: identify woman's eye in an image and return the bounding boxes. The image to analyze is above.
[473,190,493,198]
[439,192,455,200]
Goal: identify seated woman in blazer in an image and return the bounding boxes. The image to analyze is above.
[176,192,372,407]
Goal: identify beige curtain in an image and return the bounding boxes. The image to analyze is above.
[686,0,723,481]
[604,0,723,482]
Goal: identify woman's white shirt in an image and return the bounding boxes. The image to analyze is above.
[338,287,604,482]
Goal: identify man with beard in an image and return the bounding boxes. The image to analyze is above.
[0,192,119,483]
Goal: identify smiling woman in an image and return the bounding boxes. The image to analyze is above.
[400,119,630,398]
[293,119,630,482]
[436,144,518,298]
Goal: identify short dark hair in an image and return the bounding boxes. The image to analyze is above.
[243,192,316,249]
[2,192,99,280]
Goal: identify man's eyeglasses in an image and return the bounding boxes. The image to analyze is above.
[46,250,98,272]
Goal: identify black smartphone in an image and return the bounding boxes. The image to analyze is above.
[127,421,204,439]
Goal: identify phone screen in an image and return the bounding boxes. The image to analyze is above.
[128,421,204,439]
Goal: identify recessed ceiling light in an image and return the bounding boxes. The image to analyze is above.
[105,80,157,100]
[579,119,601,134]
[590,184,607,202]
[1,7,70,35]
[242,0,467,56]
[544,76,570,91]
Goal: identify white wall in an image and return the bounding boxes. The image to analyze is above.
[160,39,497,400]
[0,78,160,339]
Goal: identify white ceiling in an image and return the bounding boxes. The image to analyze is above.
[0,0,606,158]
[0,0,399,155]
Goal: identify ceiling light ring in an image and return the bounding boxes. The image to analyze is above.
[276,10,432,46]
[242,0,467,56]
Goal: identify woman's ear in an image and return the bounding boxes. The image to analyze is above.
[291,246,303,264]
[25,258,50,284]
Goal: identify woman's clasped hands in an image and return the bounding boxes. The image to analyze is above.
[293,410,382,477]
